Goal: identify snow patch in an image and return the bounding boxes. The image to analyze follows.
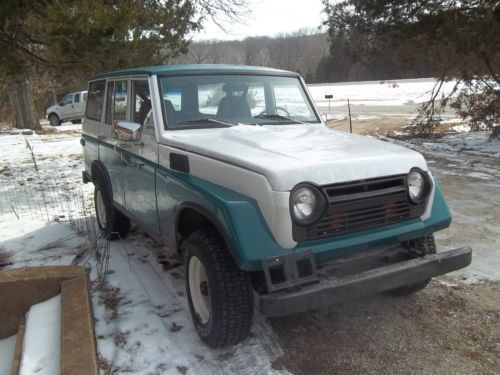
[0,334,17,375]
[452,125,471,133]
[20,295,61,375]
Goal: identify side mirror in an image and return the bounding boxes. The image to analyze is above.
[59,102,65,106]
[113,121,142,141]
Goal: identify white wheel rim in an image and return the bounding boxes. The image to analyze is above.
[189,256,211,324]
[96,190,107,228]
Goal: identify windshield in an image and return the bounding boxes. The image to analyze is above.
[158,74,319,129]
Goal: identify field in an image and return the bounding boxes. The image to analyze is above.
[0,78,499,374]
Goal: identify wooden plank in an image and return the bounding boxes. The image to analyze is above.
[60,278,98,375]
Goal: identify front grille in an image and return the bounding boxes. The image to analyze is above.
[293,175,425,242]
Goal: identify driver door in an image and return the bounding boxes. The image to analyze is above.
[58,93,75,120]
[121,79,160,236]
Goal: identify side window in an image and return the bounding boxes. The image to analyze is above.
[61,94,73,105]
[74,93,80,103]
[132,80,151,126]
[85,80,106,121]
[113,81,128,121]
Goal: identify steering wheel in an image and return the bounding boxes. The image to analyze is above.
[258,106,291,117]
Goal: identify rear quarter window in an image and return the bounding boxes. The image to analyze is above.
[86,80,106,121]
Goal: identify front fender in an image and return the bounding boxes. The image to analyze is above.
[156,169,288,271]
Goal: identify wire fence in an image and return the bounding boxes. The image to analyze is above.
[1,142,112,254]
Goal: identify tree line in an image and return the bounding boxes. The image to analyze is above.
[170,30,329,83]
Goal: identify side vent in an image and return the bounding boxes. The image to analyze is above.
[170,153,190,173]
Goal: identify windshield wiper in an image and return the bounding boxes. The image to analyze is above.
[253,114,308,125]
[176,118,235,127]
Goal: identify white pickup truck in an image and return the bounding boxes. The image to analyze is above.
[46,91,87,126]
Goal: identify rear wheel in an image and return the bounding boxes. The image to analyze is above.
[388,234,436,296]
[184,229,254,348]
[94,181,130,240]
[49,114,61,127]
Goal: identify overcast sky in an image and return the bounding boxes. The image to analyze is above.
[194,0,326,41]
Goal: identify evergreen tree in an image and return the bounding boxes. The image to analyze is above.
[0,0,246,129]
[322,0,500,133]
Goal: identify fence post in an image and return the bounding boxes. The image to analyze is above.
[348,98,353,133]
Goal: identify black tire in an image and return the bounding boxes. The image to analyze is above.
[71,119,82,124]
[49,114,61,127]
[387,234,436,297]
[183,229,254,348]
[94,181,130,240]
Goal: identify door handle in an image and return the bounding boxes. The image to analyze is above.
[120,154,143,168]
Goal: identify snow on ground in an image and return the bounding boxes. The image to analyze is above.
[0,219,85,268]
[0,334,17,375]
[20,295,61,375]
[90,233,284,374]
[0,129,286,373]
[308,78,459,107]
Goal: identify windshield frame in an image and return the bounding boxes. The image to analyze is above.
[157,73,322,131]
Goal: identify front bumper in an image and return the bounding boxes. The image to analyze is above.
[257,246,472,317]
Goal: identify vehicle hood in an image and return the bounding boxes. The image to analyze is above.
[163,124,428,191]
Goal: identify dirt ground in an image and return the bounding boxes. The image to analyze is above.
[270,118,500,375]
[271,281,499,375]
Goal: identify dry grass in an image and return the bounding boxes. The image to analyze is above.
[326,116,468,137]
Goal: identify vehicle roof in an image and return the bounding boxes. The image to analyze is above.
[90,64,300,80]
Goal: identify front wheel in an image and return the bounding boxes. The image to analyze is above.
[387,234,436,296]
[49,114,61,127]
[94,182,130,240]
[184,230,254,348]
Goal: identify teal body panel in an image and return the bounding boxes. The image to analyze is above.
[98,143,126,207]
[90,64,299,81]
[83,138,98,176]
[83,135,452,272]
[122,152,160,236]
[166,172,451,270]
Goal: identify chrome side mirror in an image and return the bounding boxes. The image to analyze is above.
[113,121,142,141]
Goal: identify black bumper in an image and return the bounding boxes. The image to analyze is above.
[257,246,472,317]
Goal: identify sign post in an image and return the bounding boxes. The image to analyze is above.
[324,94,333,116]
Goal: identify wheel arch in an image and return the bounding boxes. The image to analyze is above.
[47,111,60,118]
[176,202,239,264]
[90,160,113,198]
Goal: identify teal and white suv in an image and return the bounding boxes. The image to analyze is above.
[81,65,471,348]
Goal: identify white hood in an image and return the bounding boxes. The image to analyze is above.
[163,124,428,191]
[46,104,58,114]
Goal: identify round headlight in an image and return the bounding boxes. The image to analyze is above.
[290,184,326,225]
[407,169,428,203]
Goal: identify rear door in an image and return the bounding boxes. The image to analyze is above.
[72,92,84,118]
